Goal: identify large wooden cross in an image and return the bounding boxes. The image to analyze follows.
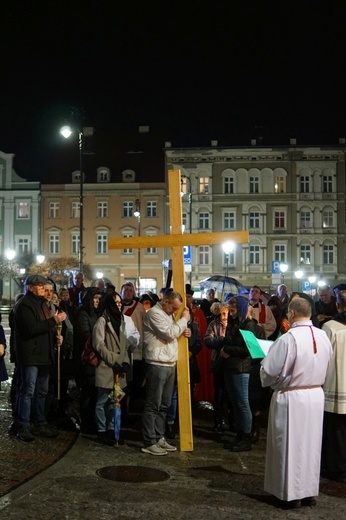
[109,169,249,451]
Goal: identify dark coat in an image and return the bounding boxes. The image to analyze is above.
[13,290,57,365]
[222,317,262,374]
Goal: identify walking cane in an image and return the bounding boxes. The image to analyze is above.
[56,323,62,401]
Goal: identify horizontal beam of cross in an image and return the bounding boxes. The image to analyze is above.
[109,230,249,250]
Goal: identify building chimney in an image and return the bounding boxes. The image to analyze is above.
[290,138,297,145]
[251,139,256,146]
[211,140,218,147]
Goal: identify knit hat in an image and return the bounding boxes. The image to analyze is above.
[234,296,249,322]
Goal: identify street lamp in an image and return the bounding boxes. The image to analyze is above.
[279,262,288,284]
[222,241,235,277]
[36,254,45,273]
[60,125,93,272]
[294,269,304,291]
[181,175,192,283]
[133,199,141,293]
[5,248,16,306]
[308,275,316,298]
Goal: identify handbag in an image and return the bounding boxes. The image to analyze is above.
[81,335,101,367]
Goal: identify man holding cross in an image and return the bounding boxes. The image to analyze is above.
[141,291,190,455]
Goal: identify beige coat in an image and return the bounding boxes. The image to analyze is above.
[93,314,139,389]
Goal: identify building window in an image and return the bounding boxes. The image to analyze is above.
[300,244,311,264]
[71,234,80,255]
[224,176,234,194]
[49,202,60,219]
[323,244,334,264]
[249,176,259,194]
[199,212,210,229]
[49,234,59,254]
[300,210,312,228]
[182,212,187,229]
[97,201,108,218]
[274,210,286,229]
[249,212,260,229]
[199,245,210,265]
[97,234,108,254]
[146,201,157,217]
[145,232,157,254]
[300,176,310,193]
[223,211,235,230]
[274,244,286,262]
[17,238,30,254]
[274,176,285,193]
[181,177,189,194]
[322,210,334,228]
[123,201,133,218]
[322,175,333,193]
[122,233,133,254]
[199,177,209,194]
[17,202,30,219]
[249,245,260,264]
[71,202,80,219]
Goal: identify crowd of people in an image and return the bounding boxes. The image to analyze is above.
[2,273,345,509]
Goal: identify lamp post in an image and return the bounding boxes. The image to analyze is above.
[133,199,141,293]
[294,269,304,291]
[279,262,288,284]
[181,175,192,284]
[36,254,45,273]
[222,241,235,278]
[5,248,16,306]
[308,275,316,298]
[60,125,93,272]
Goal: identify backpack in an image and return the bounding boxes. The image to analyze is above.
[81,335,101,367]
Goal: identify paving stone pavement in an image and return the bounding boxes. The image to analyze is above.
[1,317,345,519]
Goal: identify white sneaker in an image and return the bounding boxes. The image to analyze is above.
[158,437,177,452]
[141,443,167,456]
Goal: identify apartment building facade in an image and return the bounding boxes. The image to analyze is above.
[0,150,41,300]
[165,141,346,294]
[40,167,167,293]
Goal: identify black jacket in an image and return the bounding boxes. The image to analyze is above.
[13,290,57,365]
[222,317,262,374]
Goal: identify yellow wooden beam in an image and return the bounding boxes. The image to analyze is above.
[109,230,249,250]
[168,169,194,452]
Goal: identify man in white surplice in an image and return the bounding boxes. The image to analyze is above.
[260,297,332,508]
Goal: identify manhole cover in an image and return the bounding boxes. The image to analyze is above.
[96,465,170,483]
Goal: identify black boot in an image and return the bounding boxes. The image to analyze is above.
[224,431,243,449]
[165,423,175,439]
[230,433,252,452]
[251,415,260,443]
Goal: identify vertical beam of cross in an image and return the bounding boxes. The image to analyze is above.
[168,169,193,451]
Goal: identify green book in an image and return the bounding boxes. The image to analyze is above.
[239,330,273,359]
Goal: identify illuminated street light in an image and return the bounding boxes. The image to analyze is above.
[294,269,304,291]
[222,241,235,277]
[5,248,16,306]
[181,175,193,284]
[134,199,141,293]
[60,125,94,272]
[279,262,288,284]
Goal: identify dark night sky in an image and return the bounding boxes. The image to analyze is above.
[1,0,346,183]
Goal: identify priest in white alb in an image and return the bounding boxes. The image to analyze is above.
[260,297,332,509]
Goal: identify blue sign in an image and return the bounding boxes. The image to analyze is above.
[302,280,311,291]
[272,261,281,274]
[184,246,191,265]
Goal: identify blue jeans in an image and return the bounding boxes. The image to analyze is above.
[142,363,175,446]
[95,387,114,432]
[17,364,50,428]
[224,372,252,434]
